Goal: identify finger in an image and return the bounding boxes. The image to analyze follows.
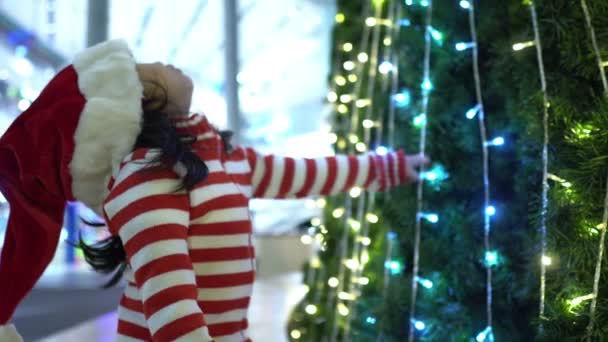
[408,154,430,167]
[418,153,430,164]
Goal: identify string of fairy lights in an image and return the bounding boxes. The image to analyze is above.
[407,0,433,341]
[293,46,344,342]
[375,5,405,339]
[289,1,381,340]
[295,1,448,340]
[579,0,608,338]
[456,0,507,340]
[333,0,389,339]
[509,0,553,326]
[343,0,394,330]
[379,2,404,321]
[329,1,378,340]
[526,0,553,330]
[527,0,552,327]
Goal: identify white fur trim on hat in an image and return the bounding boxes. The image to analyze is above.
[70,39,143,214]
[0,324,23,342]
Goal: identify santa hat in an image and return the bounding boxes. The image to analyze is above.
[0,39,143,339]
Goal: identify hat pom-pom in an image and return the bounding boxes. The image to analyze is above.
[0,324,22,342]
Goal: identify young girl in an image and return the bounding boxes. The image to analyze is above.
[0,40,427,342]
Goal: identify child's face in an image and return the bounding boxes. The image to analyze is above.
[136,62,193,116]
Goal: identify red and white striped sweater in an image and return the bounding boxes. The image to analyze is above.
[102,114,409,341]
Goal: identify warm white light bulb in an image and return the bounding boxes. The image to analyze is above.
[349,187,362,198]
[340,94,353,103]
[355,142,367,152]
[305,304,318,315]
[338,291,355,300]
[300,235,313,245]
[349,219,361,231]
[332,208,345,218]
[362,119,375,128]
[316,198,327,208]
[569,294,594,308]
[356,99,371,108]
[290,329,302,339]
[358,52,369,63]
[328,277,339,287]
[366,213,379,223]
[513,41,535,51]
[327,92,338,103]
[328,133,338,144]
[335,13,345,23]
[361,250,370,264]
[344,259,359,270]
[338,303,350,316]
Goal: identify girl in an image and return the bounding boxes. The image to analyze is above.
[0,40,427,342]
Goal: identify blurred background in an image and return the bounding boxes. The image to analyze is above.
[0,0,337,340]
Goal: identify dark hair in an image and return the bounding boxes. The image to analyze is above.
[78,81,224,288]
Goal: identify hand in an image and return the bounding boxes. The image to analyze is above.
[405,153,430,182]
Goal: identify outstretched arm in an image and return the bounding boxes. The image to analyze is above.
[245,147,427,199]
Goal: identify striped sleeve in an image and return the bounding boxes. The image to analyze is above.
[245,147,409,198]
[103,157,214,342]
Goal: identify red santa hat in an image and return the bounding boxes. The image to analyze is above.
[0,39,143,339]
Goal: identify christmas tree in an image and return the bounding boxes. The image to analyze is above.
[287,0,608,341]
